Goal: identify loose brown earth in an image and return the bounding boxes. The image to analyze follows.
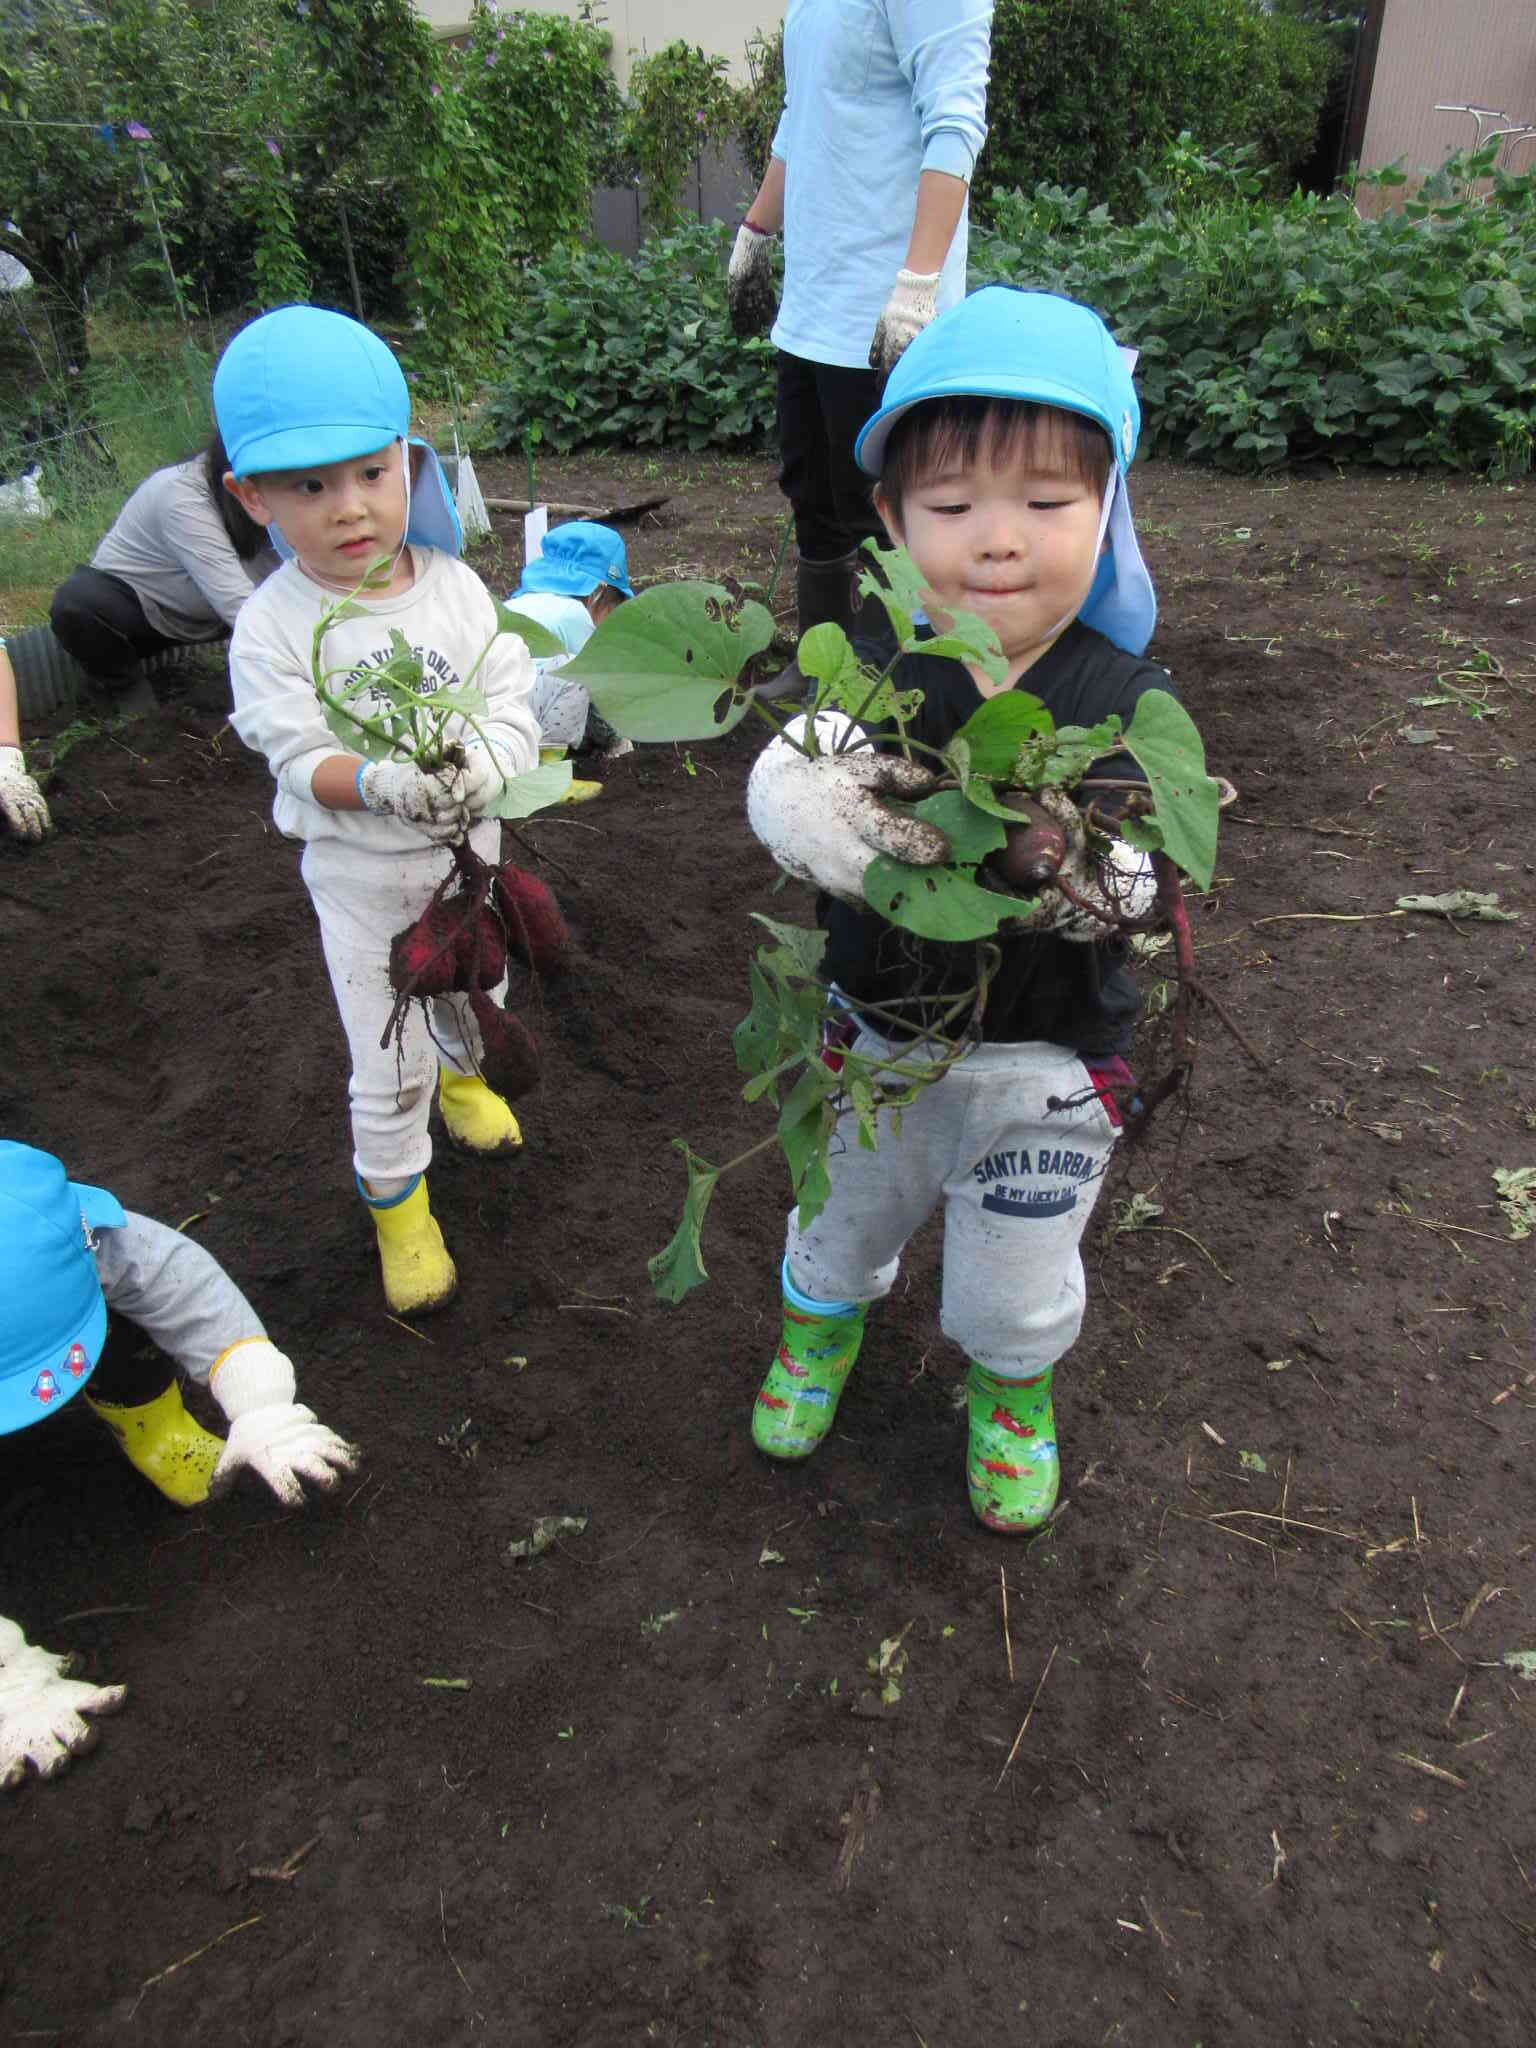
[2,450,1534,2047]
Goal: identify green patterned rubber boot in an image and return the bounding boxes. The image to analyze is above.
[966,1362,1060,1533]
[751,1262,868,1461]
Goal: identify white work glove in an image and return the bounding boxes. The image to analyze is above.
[458,742,512,817]
[868,268,941,376]
[727,220,778,339]
[209,1339,360,1509]
[0,744,50,841]
[998,787,1158,941]
[0,1615,126,1787]
[357,755,472,829]
[746,710,949,904]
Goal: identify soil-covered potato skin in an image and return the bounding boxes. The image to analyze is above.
[987,791,1070,889]
[1,453,1533,2046]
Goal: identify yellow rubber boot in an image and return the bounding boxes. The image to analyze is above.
[359,1173,458,1315]
[439,1066,523,1157]
[540,745,602,806]
[86,1381,223,1508]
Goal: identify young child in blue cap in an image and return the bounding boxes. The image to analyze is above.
[745,286,1170,1533]
[0,1140,357,1783]
[506,519,635,801]
[212,307,542,1317]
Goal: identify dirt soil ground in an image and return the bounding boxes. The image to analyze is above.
[2,450,1534,2047]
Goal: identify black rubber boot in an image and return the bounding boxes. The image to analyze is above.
[756,550,865,702]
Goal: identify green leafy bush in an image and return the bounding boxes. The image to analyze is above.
[480,226,777,453]
[972,149,1536,473]
[977,0,1332,219]
[734,27,786,182]
[623,41,742,229]
[441,5,621,262]
[482,146,1535,476]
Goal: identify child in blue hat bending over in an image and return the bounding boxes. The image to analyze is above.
[212,308,542,1317]
[745,287,1170,1534]
[506,520,635,801]
[0,1140,357,1783]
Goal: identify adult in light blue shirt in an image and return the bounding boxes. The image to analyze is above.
[729,1,992,646]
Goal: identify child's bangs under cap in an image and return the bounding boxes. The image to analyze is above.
[212,305,411,480]
[879,396,1113,514]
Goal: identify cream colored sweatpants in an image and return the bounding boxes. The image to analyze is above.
[301,824,505,1185]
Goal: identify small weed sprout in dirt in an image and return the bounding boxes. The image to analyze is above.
[310,577,577,1101]
[564,543,1227,1301]
[1493,1167,1536,1241]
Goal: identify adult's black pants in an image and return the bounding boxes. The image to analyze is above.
[775,351,889,564]
[50,565,179,681]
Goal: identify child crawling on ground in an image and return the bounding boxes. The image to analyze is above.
[745,286,1173,1533]
[214,307,541,1317]
[506,519,636,802]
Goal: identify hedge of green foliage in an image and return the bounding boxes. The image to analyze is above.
[973,156,1536,473]
[482,158,1536,476]
[977,0,1332,217]
[481,226,777,453]
[733,2,1332,216]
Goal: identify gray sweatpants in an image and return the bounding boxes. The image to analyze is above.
[785,1031,1126,1376]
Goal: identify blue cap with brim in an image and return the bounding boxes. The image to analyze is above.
[212,305,463,557]
[514,521,635,601]
[0,1141,125,1434]
[854,287,1157,655]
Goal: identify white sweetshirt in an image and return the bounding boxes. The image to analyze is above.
[229,548,541,852]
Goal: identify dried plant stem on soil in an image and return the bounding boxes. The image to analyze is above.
[995,1642,1058,1792]
[834,1762,882,1892]
[1392,1753,1468,1790]
[128,1914,264,2018]
[440,1887,484,2025]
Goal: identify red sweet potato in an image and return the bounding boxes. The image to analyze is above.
[468,986,540,1101]
[494,864,569,977]
[388,897,467,998]
[454,901,508,991]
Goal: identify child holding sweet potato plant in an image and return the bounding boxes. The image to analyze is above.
[213,307,543,1317]
[744,287,1182,1534]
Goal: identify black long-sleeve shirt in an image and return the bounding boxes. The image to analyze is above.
[821,621,1176,1059]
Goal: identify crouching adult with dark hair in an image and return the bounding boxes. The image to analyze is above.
[48,435,277,694]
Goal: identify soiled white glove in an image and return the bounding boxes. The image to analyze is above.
[209,1339,360,1509]
[0,744,50,841]
[746,710,949,904]
[999,787,1158,941]
[0,1616,126,1787]
[727,221,778,339]
[458,743,513,817]
[868,268,941,375]
[358,756,471,828]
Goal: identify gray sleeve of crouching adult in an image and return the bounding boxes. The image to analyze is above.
[93,1212,267,1385]
[92,461,271,639]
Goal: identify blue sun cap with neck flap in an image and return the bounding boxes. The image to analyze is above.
[0,1140,126,1434]
[212,305,462,556]
[853,286,1156,655]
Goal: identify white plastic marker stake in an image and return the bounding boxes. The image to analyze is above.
[523,505,548,564]
[452,442,492,545]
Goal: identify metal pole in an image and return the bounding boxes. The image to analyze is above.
[335,197,365,323]
[136,149,189,328]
